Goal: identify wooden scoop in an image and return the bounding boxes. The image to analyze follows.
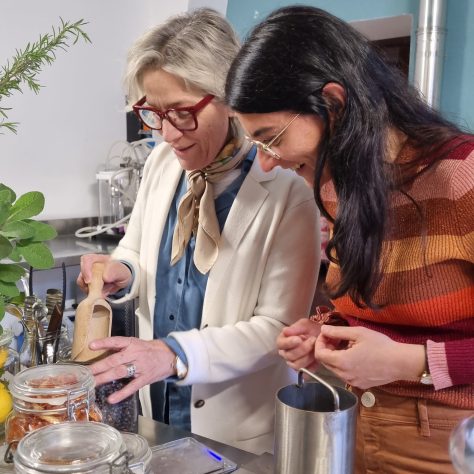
[71,262,112,362]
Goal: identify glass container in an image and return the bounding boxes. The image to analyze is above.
[450,415,474,474]
[0,329,20,436]
[4,364,102,458]
[121,432,152,474]
[14,421,129,473]
[95,379,138,433]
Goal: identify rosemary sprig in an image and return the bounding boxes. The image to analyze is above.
[0,18,91,133]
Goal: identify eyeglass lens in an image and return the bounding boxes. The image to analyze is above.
[137,109,195,131]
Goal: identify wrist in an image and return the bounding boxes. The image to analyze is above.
[419,343,433,385]
[170,354,188,379]
[393,342,426,382]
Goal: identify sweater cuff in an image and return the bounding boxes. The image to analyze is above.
[427,339,453,390]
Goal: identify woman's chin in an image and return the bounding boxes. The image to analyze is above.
[295,165,314,187]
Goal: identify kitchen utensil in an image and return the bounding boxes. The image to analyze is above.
[274,368,357,474]
[150,437,237,474]
[71,262,112,362]
[40,304,63,364]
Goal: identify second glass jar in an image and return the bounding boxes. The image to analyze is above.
[5,363,102,456]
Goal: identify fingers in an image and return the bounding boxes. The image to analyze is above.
[80,254,111,284]
[106,377,144,404]
[319,324,358,341]
[76,273,87,293]
[277,319,321,350]
[277,333,306,351]
[90,336,132,352]
[279,335,318,371]
[93,362,133,385]
[89,338,176,405]
[281,318,321,337]
[89,337,134,375]
[103,261,132,290]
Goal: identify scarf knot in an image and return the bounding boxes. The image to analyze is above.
[170,139,249,274]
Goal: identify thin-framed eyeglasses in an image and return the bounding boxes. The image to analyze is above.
[246,113,300,160]
[132,94,214,132]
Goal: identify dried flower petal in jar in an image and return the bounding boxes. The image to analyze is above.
[4,364,102,457]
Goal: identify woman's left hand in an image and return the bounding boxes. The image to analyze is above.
[314,325,425,389]
[88,337,176,403]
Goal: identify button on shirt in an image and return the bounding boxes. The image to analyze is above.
[150,149,255,431]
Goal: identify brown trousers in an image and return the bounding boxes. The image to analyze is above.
[349,387,473,474]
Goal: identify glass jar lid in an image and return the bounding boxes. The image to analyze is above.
[14,421,127,473]
[9,363,95,407]
[121,432,152,473]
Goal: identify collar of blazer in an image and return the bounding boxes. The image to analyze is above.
[155,142,278,252]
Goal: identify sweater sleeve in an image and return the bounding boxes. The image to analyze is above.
[429,148,474,390]
[428,338,474,389]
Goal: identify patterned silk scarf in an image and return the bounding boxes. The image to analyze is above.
[170,139,250,274]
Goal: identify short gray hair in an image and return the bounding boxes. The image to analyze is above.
[125,8,240,105]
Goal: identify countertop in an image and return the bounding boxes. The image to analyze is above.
[0,417,273,473]
[46,234,119,267]
[137,416,273,474]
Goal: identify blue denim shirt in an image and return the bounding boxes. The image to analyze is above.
[150,149,255,430]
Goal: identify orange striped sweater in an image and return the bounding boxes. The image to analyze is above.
[323,137,474,409]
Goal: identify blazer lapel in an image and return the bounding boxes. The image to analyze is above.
[145,150,183,311]
[202,159,277,325]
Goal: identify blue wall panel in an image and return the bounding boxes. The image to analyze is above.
[226,0,474,130]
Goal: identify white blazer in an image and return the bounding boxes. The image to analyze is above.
[112,142,320,454]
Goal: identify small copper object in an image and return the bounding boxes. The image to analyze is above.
[309,306,349,327]
[309,306,349,349]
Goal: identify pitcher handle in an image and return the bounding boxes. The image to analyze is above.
[297,368,340,411]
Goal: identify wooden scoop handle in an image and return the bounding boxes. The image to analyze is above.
[88,262,105,300]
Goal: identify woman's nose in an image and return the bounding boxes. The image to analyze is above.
[161,119,183,143]
[257,149,280,172]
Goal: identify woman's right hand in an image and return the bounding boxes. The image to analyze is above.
[277,318,322,372]
[77,254,132,297]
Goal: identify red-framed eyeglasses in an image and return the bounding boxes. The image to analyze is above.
[132,94,214,132]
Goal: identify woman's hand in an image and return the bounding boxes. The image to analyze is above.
[77,254,132,296]
[277,318,322,372]
[88,337,176,404]
[314,325,425,389]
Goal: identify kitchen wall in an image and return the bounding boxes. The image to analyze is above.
[0,0,227,220]
[226,0,474,132]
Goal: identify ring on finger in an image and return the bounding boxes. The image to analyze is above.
[125,362,137,378]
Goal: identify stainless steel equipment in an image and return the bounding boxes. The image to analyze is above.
[274,369,357,474]
[76,138,155,239]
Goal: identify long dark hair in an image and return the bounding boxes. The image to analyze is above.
[225,6,466,308]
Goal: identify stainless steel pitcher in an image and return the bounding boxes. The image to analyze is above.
[274,368,358,474]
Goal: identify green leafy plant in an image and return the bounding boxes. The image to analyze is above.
[0,19,90,328]
[0,184,57,322]
[0,18,90,133]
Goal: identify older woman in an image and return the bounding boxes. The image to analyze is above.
[77,8,319,454]
[225,5,474,472]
